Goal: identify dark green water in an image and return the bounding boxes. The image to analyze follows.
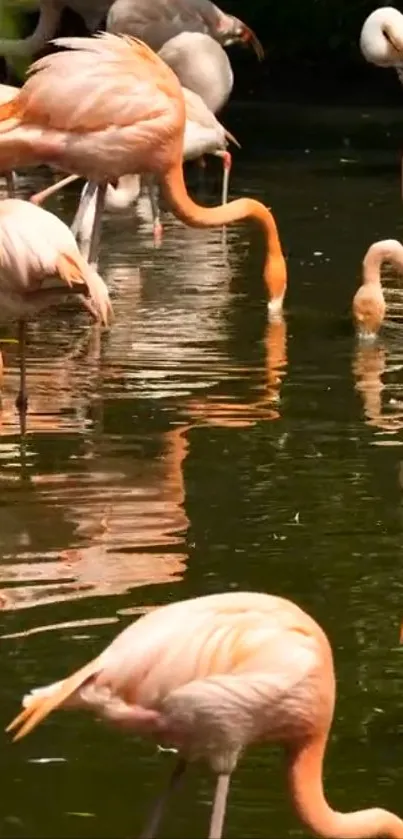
[1,105,403,838]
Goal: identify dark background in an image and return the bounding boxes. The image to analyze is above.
[3,1,403,104]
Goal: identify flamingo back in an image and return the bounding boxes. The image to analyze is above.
[0,34,186,179]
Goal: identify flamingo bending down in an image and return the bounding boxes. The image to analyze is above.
[68,84,239,250]
[0,34,287,313]
[0,0,263,61]
[0,198,111,414]
[106,0,264,58]
[352,239,403,338]
[6,590,403,839]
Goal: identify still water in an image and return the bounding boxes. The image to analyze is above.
[1,103,403,837]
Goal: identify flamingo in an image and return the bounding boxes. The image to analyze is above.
[48,32,237,246]
[6,590,403,839]
[0,198,111,417]
[159,32,233,114]
[360,8,403,195]
[106,0,264,58]
[0,34,287,314]
[0,83,19,197]
[66,84,239,250]
[0,0,263,60]
[352,239,403,338]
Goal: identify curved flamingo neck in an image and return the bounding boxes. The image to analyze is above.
[362,240,403,286]
[288,734,403,838]
[161,160,287,313]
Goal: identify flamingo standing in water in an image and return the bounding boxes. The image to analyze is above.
[7,590,403,839]
[0,34,287,314]
[352,239,403,338]
[67,83,239,250]
[0,198,111,416]
[63,31,237,246]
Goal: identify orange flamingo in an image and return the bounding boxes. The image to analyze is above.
[0,198,111,416]
[352,239,403,338]
[6,590,403,838]
[0,34,287,314]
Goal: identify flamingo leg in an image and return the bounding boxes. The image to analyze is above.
[87,184,106,268]
[71,181,98,239]
[139,757,187,839]
[208,774,231,839]
[145,175,163,246]
[30,174,81,206]
[15,320,28,416]
[214,150,232,205]
[5,171,15,198]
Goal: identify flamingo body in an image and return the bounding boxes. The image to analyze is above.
[106,0,263,58]
[360,7,403,68]
[159,32,233,113]
[7,590,403,838]
[0,198,110,322]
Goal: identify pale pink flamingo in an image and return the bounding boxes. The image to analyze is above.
[360,9,403,197]
[0,198,111,417]
[6,590,403,839]
[106,0,263,57]
[0,83,19,196]
[159,32,233,114]
[352,239,403,338]
[0,34,287,313]
[0,0,263,60]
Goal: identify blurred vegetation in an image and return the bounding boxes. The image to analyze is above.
[0,0,401,103]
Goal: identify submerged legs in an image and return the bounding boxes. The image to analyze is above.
[15,320,28,417]
[139,757,187,839]
[144,175,163,246]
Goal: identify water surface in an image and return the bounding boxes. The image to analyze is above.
[1,104,403,837]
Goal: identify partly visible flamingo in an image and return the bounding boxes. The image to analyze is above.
[360,8,403,196]
[6,590,403,839]
[0,198,111,417]
[106,0,264,58]
[352,239,403,338]
[159,32,233,114]
[0,34,287,313]
[0,83,19,197]
[0,0,263,61]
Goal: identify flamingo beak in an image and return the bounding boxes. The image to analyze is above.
[240,24,265,61]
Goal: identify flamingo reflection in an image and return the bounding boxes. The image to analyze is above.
[0,315,287,618]
[353,339,403,435]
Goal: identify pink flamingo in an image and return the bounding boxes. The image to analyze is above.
[0,34,287,314]
[6,590,403,838]
[352,239,403,338]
